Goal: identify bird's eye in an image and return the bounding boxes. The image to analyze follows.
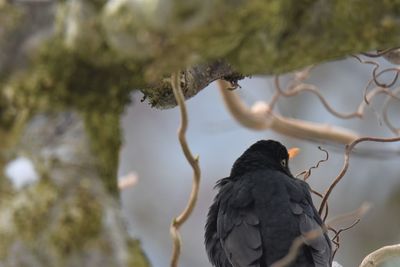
[280,159,287,167]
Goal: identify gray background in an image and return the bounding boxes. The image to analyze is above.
[119,58,400,267]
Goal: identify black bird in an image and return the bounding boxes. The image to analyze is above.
[205,140,332,267]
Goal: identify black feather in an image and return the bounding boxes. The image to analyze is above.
[205,140,332,267]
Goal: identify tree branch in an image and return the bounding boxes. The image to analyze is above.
[359,244,400,267]
[141,61,243,108]
[319,136,400,216]
[217,79,360,144]
[169,72,201,267]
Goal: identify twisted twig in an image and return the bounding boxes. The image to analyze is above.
[275,76,400,121]
[169,72,201,267]
[319,136,400,216]
[352,55,400,89]
[327,202,370,260]
[331,219,361,259]
[295,146,330,219]
[296,146,329,181]
[361,47,400,58]
[275,76,362,119]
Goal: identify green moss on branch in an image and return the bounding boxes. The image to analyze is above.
[2,37,144,193]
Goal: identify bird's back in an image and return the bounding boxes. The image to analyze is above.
[205,169,331,267]
[252,170,318,266]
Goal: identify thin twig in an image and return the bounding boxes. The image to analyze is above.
[361,47,400,58]
[277,55,395,126]
[319,136,400,216]
[276,76,399,121]
[275,76,362,119]
[327,203,370,260]
[370,68,399,93]
[331,219,361,259]
[352,55,400,88]
[312,187,329,221]
[296,146,329,181]
[359,244,400,267]
[169,71,201,267]
[294,146,330,218]
[327,202,371,227]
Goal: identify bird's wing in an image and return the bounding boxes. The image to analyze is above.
[217,179,263,267]
[289,180,332,267]
[205,178,232,267]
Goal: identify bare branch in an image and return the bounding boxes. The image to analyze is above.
[141,61,243,108]
[319,137,400,216]
[294,146,330,220]
[359,244,400,267]
[361,47,400,58]
[331,219,361,259]
[169,72,201,267]
[327,202,371,227]
[296,146,329,181]
[276,75,400,122]
[327,203,370,260]
[361,47,398,57]
[352,55,400,89]
[217,79,360,144]
[275,76,363,119]
[327,203,370,259]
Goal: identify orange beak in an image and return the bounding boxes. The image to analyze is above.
[288,147,300,159]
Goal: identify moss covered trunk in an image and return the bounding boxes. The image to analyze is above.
[1,0,400,266]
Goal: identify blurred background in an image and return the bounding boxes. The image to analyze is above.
[119,58,400,267]
[2,1,400,266]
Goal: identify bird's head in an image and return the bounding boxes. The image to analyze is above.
[230,140,299,177]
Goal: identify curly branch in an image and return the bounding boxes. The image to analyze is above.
[217,79,360,144]
[169,72,201,267]
[331,219,361,259]
[361,47,400,58]
[295,146,330,219]
[326,204,370,260]
[275,76,362,119]
[275,76,400,121]
[328,202,371,260]
[319,136,400,216]
[296,146,329,181]
[352,55,400,89]
[359,244,400,267]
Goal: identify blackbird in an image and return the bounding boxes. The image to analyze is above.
[205,140,332,267]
